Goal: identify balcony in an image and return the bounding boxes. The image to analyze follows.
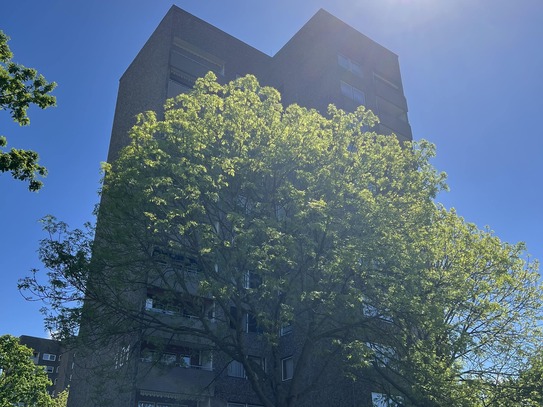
[137,349,215,397]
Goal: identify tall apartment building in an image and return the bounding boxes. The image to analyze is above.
[69,6,412,407]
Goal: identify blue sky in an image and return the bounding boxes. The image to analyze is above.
[1,0,542,338]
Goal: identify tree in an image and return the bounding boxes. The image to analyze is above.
[485,351,543,407]
[0,30,56,191]
[345,208,542,407]
[0,335,53,407]
[52,388,69,407]
[20,215,93,339]
[20,74,542,407]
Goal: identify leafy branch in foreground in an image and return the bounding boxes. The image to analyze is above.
[18,215,93,339]
[0,30,56,191]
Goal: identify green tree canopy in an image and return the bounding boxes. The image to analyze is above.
[0,30,56,191]
[0,335,53,407]
[52,387,69,407]
[21,73,542,407]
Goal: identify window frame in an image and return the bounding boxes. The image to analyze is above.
[281,356,294,381]
[42,353,56,361]
[373,72,400,90]
[227,355,265,379]
[338,54,363,77]
[280,323,293,336]
[340,81,366,105]
[227,359,246,378]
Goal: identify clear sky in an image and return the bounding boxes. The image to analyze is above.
[1,0,542,339]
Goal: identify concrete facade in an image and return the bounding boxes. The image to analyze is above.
[107,6,411,163]
[69,6,412,407]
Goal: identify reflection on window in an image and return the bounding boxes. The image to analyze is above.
[366,342,395,367]
[372,392,399,407]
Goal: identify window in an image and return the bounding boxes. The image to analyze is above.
[247,313,263,334]
[227,360,245,378]
[160,353,177,366]
[179,348,202,368]
[145,296,180,315]
[229,306,239,329]
[43,353,56,361]
[227,356,265,378]
[373,72,400,90]
[140,350,155,363]
[172,36,225,76]
[340,81,366,105]
[366,342,395,367]
[227,403,263,407]
[145,289,213,319]
[152,247,199,274]
[141,346,211,370]
[114,345,130,369]
[168,72,194,98]
[338,54,363,77]
[243,271,261,289]
[371,392,399,407]
[362,301,393,323]
[280,323,293,336]
[230,307,263,334]
[248,355,265,374]
[182,301,199,319]
[376,96,408,123]
[282,356,294,381]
